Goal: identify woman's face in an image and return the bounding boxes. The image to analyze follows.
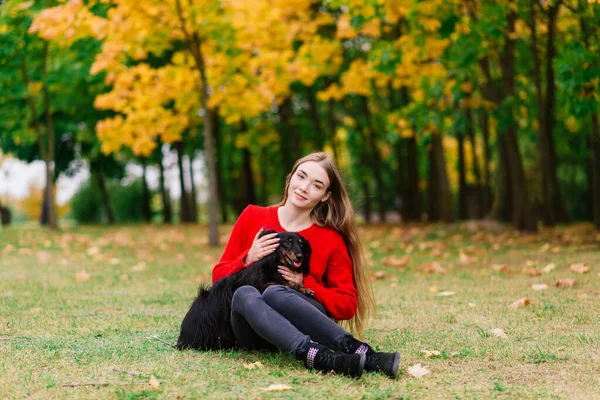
[287,161,331,211]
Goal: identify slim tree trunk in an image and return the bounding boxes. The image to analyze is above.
[481,109,492,215]
[431,133,454,222]
[406,136,421,221]
[141,159,152,223]
[591,114,600,228]
[359,96,386,221]
[457,129,467,220]
[213,109,228,223]
[279,97,301,173]
[158,150,172,224]
[41,41,58,230]
[94,170,114,224]
[466,107,483,217]
[327,98,340,164]
[188,153,198,222]
[175,141,192,223]
[307,85,326,150]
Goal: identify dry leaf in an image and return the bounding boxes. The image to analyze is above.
[523,268,541,276]
[420,350,442,358]
[509,297,533,308]
[468,303,476,307]
[490,328,508,338]
[87,246,100,256]
[436,291,455,297]
[569,263,590,274]
[539,243,550,252]
[75,270,90,282]
[531,283,548,291]
[458,251,471,265]
[556,278,577,288]
[263,384,291,392]
[243,361,264,370]
[542,263,556,273]
[36,251,52,264]
[407,364,431,378]
[429,286,439,293]
[491,264,510,273]
[372,271,387,280]
[108,258,121,265]
[2,244,15,255]
[131,262,147,272]
[423,262,448,274]
[382,255,410,268]
[149,375,160,390]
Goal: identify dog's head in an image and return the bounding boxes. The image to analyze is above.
[259,229,311,275]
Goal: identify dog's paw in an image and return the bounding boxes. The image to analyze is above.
[299,288,315,298]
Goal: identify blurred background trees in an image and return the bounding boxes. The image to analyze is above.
[1,0,599,240]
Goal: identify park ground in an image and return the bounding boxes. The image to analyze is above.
[1,222,599,399]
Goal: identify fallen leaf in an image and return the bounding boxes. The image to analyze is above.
[531,283,548,291]
[569,263,590,274]
[551,246,561,253]
[468,303,476,307]
[372,271,387,280]
[108,258,121,265]
[131,262,147,272]
[263,384,291,392]
[491,264,510,273]
[149,375,160,390]
[458,251,471,265]
[243,361,264,370]
[75,270,90,282]
[436,291,455,297]
[539,243,550,252]
[87,246,100,256]
[407,364,431,379]
[429,286,439,293]
[382,255,410,268]
[509,297,533,308]
[36,251,52,264]
[119,274,129,281]
[423,262,448,274]
[542,263,556,273]
[2,244,15,255]
[490,328,508,338]
[556,278,577,288]
[420,350,442,358]
[523,268,541,276]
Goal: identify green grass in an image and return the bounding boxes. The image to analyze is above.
[1,222,599,399]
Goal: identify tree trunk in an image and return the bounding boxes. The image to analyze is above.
[188,153,198,222]
[94,170,114,224]
[141,159,152,223]
[158,150,172,224]
[326,98,340,164]
[591,113,600,228]
[0,205,10,226]
[279,97,301,173]
[241,147,257,209]
[499,4,537,231]
[481,109,492,215]
[361,179,372,223]
[466,107,484,217]
[406,137,421,221]
[428,143,440,221]
[431,133,454,222]
[359,96,386,221]
[307,85,326,150]
[41,41,58,230]
[175,141,192,223]
[457,129,467,220]
[213,109,228,223]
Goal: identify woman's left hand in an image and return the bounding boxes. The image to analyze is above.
[278,266,303,287]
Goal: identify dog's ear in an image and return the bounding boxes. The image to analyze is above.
[300,237,311,275]
[258,228,278,239]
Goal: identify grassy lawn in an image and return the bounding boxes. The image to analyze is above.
[1,222,599,399]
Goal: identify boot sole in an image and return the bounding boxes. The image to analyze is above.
[388,352,401,379]
[353,353,366,379]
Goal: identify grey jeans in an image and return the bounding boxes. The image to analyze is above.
[230,285,349,359]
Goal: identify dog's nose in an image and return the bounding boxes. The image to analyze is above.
[296,254,303,261]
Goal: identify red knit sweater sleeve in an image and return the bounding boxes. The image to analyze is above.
[211,206,252,283]
[303,240,358,320]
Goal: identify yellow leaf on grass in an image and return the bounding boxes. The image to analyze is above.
[407,364,431,378]
[509,297,533,308]
[458,251,471,265]
[531,283,548,291]
[263,384,291,391]
[36,251,52,264]
[490,328,508,338]
[436,291,455,297]
[243,361,264,370]
[523,268,541,276]
[569,263,590,274]
[149,375,160,390]
[372,271,387,280]
[131,262,147,272]
[423,262,448,274]
[75,270,90,282]
[382,255,410,268]
[556,278,577,288]
[420,350,442,358]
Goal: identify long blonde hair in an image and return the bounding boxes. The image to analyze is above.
[278,152,375,337]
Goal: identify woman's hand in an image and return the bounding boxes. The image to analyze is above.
[278,266,304,288]
[244,229,280,265]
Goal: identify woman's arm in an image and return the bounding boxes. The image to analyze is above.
[303,241,358,320]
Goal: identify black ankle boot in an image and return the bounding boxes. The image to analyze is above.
[340,335,401,379]
[302,343,366,378]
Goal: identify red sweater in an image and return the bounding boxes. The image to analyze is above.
[212,205,358,320]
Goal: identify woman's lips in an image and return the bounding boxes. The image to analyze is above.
[294,192,307,201]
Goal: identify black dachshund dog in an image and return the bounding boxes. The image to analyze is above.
[176,230,312,351]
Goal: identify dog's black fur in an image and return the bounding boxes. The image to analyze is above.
[176,230,312,351]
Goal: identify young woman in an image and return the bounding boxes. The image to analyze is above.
[212,152,400,378]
